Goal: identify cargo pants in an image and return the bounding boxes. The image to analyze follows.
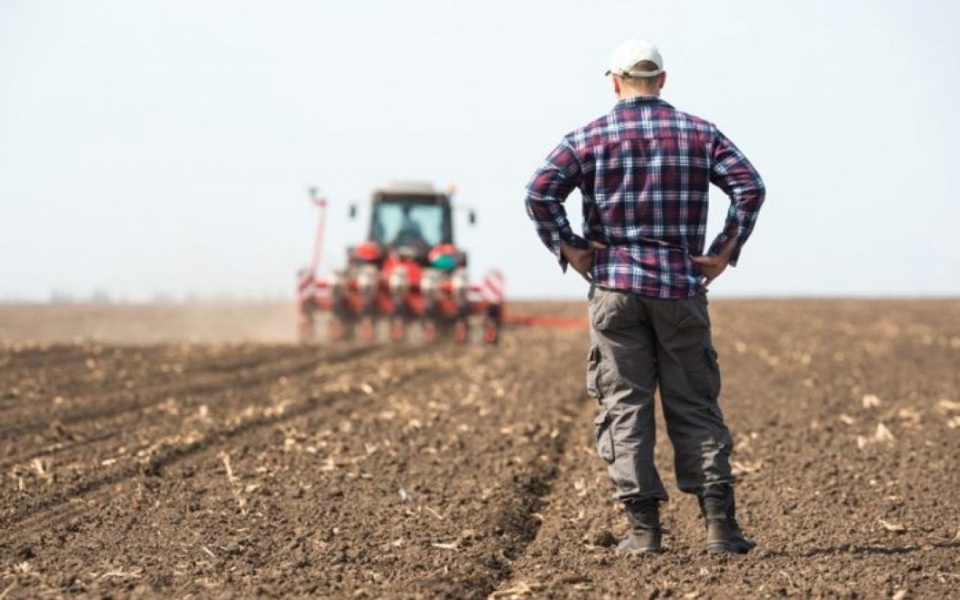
[587,285,735,503]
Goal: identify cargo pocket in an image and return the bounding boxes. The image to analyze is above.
[586,345,603,399]
[689,345,722,399]
[594,410,615,464]
[591,287,636,332]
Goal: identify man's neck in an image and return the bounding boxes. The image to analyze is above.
[618,91,660,101]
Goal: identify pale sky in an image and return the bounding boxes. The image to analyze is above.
[1,0,958,301]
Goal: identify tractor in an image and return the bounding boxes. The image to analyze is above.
[297,182,503,344]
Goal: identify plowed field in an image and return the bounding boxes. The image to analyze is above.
[1,300,958,599]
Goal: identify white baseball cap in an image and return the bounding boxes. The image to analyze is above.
[605,39,664,78]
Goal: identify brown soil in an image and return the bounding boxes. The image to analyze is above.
[1,300,958,598]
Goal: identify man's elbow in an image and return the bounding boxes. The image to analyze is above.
[745,177,766,208]
[524,190,540,215]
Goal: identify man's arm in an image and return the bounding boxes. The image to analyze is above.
[705,127,766,267]
[524,141,591,274]
[692,236,737,287]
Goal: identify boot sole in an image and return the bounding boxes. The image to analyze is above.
[616,547,662,556]
[706,541,756,554]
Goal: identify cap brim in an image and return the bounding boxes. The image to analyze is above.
[606,68,662,79]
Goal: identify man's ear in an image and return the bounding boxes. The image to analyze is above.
[658,71,667,91]
[612,76,622,97]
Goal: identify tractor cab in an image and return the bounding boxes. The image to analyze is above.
[372,196,450,258]
[370,185,453,259]
[347,182,464,268]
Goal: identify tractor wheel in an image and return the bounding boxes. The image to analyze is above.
[390,319,406,343]
[483,321,500,344]
[453,320,469,344]
[298,316,315,343]
[422,320,438,344]
[328,315,346,342]
[357,317,375,342]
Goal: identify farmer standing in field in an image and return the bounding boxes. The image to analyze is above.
[525,39,765,555]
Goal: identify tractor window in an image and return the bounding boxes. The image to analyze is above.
[373,203,445,247]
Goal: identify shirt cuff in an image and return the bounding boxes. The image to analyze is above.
[708,233,742,267]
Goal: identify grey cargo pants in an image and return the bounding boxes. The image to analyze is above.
[587,285,735,503]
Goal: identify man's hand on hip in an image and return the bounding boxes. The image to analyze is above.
[691,254,730,287]
[561,241,607,283]
[692,237,737,287]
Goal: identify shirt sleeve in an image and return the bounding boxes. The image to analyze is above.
[524,140,590,272]
[707,127,766,266]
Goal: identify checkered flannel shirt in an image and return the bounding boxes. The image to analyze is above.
[525,96,765,298]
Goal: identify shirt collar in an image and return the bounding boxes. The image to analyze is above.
[616,96,671,109]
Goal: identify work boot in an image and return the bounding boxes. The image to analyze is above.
[698,486,756,554]
[615,498,662,556]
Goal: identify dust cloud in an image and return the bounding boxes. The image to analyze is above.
[0,303,298,344]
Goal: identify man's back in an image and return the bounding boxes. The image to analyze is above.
[526,96,764,298]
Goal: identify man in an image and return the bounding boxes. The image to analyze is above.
[391,205,429,250]
[525,39,765,556]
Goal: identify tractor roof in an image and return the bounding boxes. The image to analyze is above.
[375,182,450,206]
[380,181,439,195]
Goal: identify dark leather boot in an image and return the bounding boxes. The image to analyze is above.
[616,498,662,556]
[698,486,756,554]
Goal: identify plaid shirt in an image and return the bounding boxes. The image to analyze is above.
[525,96,765,298]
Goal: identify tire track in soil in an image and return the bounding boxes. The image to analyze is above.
[0,343,385,507]
[0,343,454,548]
[0,346,173,413]
[0,344,342,418]
[0,344,289,402]
[1,340,406,480]
[1,347,322,433]
[0,346,372,477]
[0,346,192,420]
[0,344,374,450]
[486,398,607,598]
[0,344,97,370]
[423,336,585,599]
[431,397,581,600]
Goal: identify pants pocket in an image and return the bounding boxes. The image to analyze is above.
[591,287,636,331]
[594,410,615,463]
[688,345,722,399]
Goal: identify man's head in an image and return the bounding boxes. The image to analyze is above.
[605,39,666,99]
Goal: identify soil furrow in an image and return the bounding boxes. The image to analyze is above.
[428,399,577,599]
[0,345,96,370]
[0,350,458,540]
[1,346,359,528]
[0,344,375,446]
[0,343,435,476]
[0,344,291,400]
